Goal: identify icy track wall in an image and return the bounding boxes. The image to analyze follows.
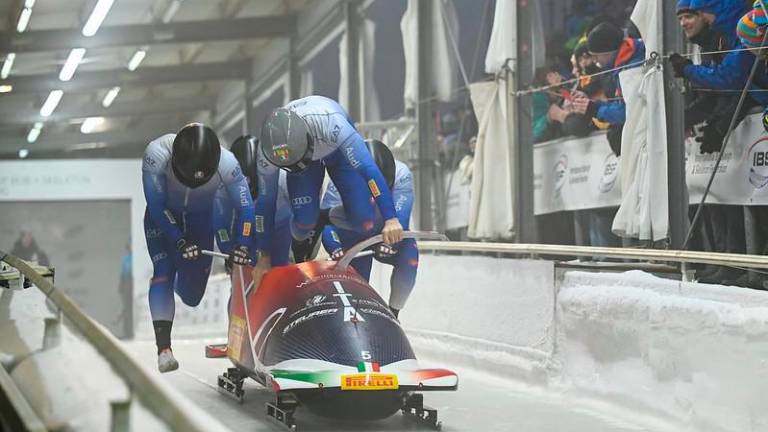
[370,255,768,432]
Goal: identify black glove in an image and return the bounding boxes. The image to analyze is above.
[176,239,200,261]
[668,53,692,79]
[374,243,398,261]
[229,245,251,266]
[583,100,598,119]
[696,120,726,154]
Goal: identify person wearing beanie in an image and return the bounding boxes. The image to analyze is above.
[572,22,645,157]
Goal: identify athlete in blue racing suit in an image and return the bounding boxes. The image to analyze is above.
[321,157,417,319]
[142,124,254,372]
[213,136,293,267]
[252,96,404,285]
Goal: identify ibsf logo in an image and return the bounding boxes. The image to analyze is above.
[598,153,619,193]
[552,154,568,195]
[747,137,768,189]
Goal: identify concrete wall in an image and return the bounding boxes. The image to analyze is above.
[371,254,768,432]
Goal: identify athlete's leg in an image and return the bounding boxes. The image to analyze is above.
[173,210,214,307]
[384,239,419,311]
[144,209,177,354]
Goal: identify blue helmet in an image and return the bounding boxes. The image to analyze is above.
[676,0,694,15]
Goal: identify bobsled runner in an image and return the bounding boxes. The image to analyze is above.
[205,232,456,431]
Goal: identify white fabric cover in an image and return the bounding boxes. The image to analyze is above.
[401,0,459,110]
[468,79,515,240]
[484,0,516,74]
[612,0,669,241]
[339,18,381,121]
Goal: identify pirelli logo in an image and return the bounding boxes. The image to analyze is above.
[242,222,252,236]
[368,179,381,197]
[340,373,398,390]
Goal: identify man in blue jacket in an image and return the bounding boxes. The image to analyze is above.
[142,123,254,372]
[572,22,646,156]
[321,140,417,319]
[251,96,404,287]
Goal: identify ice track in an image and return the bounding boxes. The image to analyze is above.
[124,339,655,432]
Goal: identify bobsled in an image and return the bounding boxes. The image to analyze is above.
[208,232,456,431]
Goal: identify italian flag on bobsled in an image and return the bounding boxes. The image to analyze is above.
[207,231,457,430]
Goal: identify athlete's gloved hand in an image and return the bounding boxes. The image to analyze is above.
[230,245,251,265]
[176,239,200,260]
[382,218,404,245]
[696,120,726,154]
[668,53,692,79]
[571,96,597,118]
[329,248,345,261]
[374,243,398,260]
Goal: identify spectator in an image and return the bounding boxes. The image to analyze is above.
[11,231,50,266]
[572,22,646,156]
[670,0,753,286]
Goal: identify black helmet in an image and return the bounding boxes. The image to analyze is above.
[171,123,221,188]
[365,139,396,189]
[230,135,258,197]
[260,108,314,174]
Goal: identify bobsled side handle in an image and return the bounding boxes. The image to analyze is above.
[202,250,230,260]
[336,231,448,271]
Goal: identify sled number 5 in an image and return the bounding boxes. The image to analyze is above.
[361,350,372,360]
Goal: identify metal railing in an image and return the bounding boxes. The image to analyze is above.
[417,241,768,280]
[0,250,229,432]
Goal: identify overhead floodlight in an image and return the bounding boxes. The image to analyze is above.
[82,0,114,37]
[0,85,12,93]
[40,90,64,117]
[127,49,146,71]
[80,117,104,134]
[24,0,35,8]
[16,7,32,33]
[1,53,15,79]
[102,86,120,107]
[59,48,86,82]
[18,149,29,159]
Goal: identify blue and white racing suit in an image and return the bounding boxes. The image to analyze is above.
[142,134,255,322]
[254,96,397,256]
[213,170,293,266]
[321,160,418,310]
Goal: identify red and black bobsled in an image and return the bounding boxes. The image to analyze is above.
[214,233,456,430]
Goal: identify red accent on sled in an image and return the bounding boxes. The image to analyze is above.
[205,344,228,358]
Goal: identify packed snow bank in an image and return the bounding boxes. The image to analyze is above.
[372,256,768,432]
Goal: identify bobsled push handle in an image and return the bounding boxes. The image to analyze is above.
[201,250,229,259]
[336,231,448,271]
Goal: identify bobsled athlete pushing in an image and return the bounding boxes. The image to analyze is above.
[203,232,457,431]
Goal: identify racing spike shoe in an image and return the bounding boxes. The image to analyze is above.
[292,228,323,263]
[158,349,179,373]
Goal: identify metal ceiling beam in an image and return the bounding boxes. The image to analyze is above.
[0,95,214,124]
[1,60,249,93]
[0,15,296,54]
[0,128,166,151]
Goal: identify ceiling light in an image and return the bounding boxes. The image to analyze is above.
[16,7,32,33]
[40,90,64,117]
[80,117,104,134]
[59,48,86,81]
[1,53,15,79]
[82,0,114,37]
[127,49,146,71]
[102,86,120,107]
[26,122,42,144]
[24,0,35,8]
[162,0,182,23]
[18,149,29,159]
[0,85,12,93]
